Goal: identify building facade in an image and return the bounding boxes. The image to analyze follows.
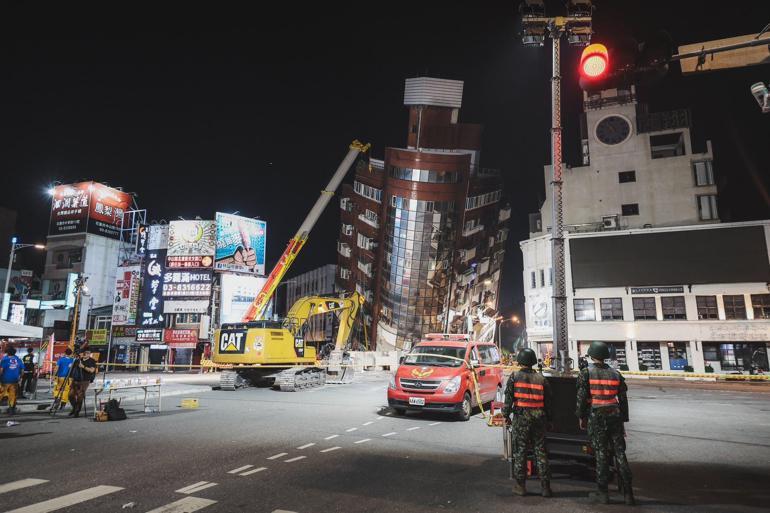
[522,86,770,373]
[337,77,509,351]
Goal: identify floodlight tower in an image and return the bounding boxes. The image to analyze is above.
[519,1,599,372]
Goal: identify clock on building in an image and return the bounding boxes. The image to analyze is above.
[595,115,632,145]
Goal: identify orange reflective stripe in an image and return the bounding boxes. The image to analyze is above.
[590,388,618,396]
[592,397,618,405]
[514,382,544,390]
[514,392,543,400]
[515,400,545,408]
[589,379,615,384]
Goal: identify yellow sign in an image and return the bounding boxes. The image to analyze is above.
[411,367,434,378]
[679,33,770,74]
[86,329,108,346]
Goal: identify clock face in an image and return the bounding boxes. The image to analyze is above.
[595,116,632,145]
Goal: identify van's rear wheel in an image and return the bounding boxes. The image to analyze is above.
[457,392,472,421]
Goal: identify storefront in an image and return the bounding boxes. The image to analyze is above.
[703,342,769,373]
[666,342,689,370]
[637,342,662,370]
[536,342,553,361]
[578,341,627,367]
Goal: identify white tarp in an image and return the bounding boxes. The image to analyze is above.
[0,319,43,339]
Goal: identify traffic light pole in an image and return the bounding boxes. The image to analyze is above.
[548,24,570,373]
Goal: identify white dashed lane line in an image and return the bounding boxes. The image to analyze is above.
[429,422,442,426]
[297,443,316,449]
[345,427,358,432]
[240,467,267,476]
[267,453,288,460]
[284,456,307,463]
[176,481,218,494]
[382,432,397,437]
[227,465,253,474]
[362,421,373,426]
[407,426,420,431]
[354,438,371,444]
[320,446,342,453]
[324,434,339,440]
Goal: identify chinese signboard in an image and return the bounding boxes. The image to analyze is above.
[215,213,267,275]
[220,273,268,323]
[86,329,108,346]
[164,328,199,348]
[112,265,141,326]
[112,325,137,338]
[9,304,25,325]
[139,250,167,327]
[48,181,132,240]
[136,328,163,342]
[163,300,210,314]
[167,220,216,268]
[161,270,213,297]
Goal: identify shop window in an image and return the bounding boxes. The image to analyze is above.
[632,297,657,320]
[637,342,662,370]
[751,294,770,320]
[667,342,688,370]
[574,298,596,321]
[661,296,687,320]
[600,298,623,320]
[706,343,769,372]
[696,295,718,320]
[723,295,747,320]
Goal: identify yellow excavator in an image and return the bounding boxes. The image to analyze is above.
[215,291,365,391]
[213,141,370,391]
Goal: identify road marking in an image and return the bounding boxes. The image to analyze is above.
[354,438,371,444]
[376,416,385,420]
[382,432,396,437]
[272,510,299,513]
[284,456,307,463]
[407,426,420,431]
[227,465,254,474]
[267,452,288,460]
[320,446,342,453]
[145,497,217,513]
[324,434,339,440]
[346,427,358,432]
[0,479,49,495]
[297,443,315,449]
[175,482,209,494]
[176,482,218,495]
[362,421,373,426]
[429,422,441,426]
[240,467,267,476]
[4,485,124,513]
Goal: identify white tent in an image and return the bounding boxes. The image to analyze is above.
[0,319,43,339]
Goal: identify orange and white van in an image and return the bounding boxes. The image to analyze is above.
[387,334,504,421]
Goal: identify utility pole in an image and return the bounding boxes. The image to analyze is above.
[68,275,88,351]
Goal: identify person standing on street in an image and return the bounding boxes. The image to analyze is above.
[20,348,36,398]
[503,348,553,498]
[0,346,24,414]
[52,348,75,410]
[68,349,97,418]
[576,341,635,505]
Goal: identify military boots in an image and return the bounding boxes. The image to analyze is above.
[624,488,636,506]
[541,481,552,498]
[513,480,526,496]
[589,490,610,504]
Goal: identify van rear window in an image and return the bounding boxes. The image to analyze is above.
[404,346,467,367]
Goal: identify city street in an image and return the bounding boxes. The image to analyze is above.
[1,373,769,513]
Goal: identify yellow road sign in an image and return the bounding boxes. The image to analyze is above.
[679,33,770,74]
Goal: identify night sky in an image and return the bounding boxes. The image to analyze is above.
[2,1,769,320]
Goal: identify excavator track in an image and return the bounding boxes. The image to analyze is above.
[275,367,326,392]
[219,370,245,391]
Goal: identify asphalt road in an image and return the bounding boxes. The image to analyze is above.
[1,374,769,513]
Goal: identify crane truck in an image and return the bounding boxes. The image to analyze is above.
[213,140,370,391]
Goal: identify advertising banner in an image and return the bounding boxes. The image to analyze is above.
[48,181,132,240]
[112,265,142,326]
[138,250,167,327]
[163,300,210,314]
[220,273,268,324]
[215,213,267,275]
[112,325,138,338]
[85,329,108,346]
[164,329,199,348]
[136,329,163,343]
[167,220,216,268]
[148,225,169,250]
[136,224,148,257]
[161,270,213,297]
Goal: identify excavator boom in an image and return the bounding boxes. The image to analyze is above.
[283,291,365,350]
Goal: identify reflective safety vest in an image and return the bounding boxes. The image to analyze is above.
[512,371,546,409]
[588,365,621,408]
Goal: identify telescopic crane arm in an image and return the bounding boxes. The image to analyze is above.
[240,140,370,322]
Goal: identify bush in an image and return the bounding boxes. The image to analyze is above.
[705,365,714,373]
[619,364,629,371]
[684,365,694,373]
[638,363,649,371]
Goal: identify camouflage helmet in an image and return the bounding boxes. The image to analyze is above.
[516,348,538,367]
[587,341,610,360]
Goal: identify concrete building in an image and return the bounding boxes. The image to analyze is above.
[522,86,770,373]
[285,264,338,344]
[337,77,509,351]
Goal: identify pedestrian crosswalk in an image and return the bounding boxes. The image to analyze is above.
[0,478,300,513]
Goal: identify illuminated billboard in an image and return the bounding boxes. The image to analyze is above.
[167,220,216,268]
[48,181,132,240]
[112,265,141,326]
[220,273,268,324]
[215,213,267,275]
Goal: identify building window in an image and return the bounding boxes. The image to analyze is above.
[696,296,718,320]
[530,271,536,289]
[667,342,689,370]
[697,195,718,220]
[465,190,502,211]
[621,203,639,216]
[357,233,376,251]
[539,269,545,288]
[600,298,623,320]
[637,342,662,370]
[363,209,378,225]
[618,171,636,183]
[752,294,770,320]
[650,132,685,159]
[633,297,657,320]
[353,180,382,203]
[388,166,459,184]
[341,224,353,236]
[574,299,596,321]
[548,268,552,286]
[661,296,687,320]
[340,197,352,211]
[693,160,715,186]
[339,268,351,280]
[723,295,747,320]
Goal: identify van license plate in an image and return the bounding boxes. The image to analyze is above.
[408,397,425,406]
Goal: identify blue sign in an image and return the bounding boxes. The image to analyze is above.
[214,213,266,275]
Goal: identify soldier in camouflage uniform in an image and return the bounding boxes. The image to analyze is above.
[576,341,635,506]
[503,348,553,497]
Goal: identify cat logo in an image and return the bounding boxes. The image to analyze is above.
[219,329,246,354]
[411,367,434,378]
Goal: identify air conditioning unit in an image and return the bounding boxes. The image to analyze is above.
[602,215,619,230]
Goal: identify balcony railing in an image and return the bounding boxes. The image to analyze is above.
[358,214,379,229]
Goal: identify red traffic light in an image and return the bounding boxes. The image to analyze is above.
[579,43,609,79]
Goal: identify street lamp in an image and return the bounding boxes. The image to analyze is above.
[519,0,595,372]
[2,237,46,321]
